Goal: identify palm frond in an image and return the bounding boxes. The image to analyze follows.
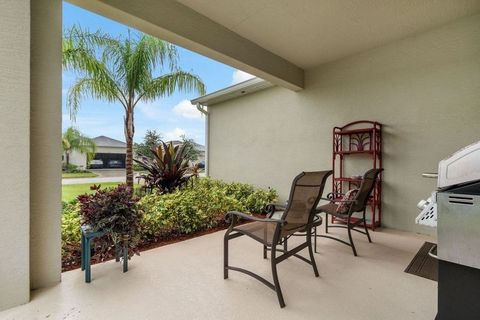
[135,71,206,105]
[62,127,96,155]
[67,77,120,121]
[126,35,178,95]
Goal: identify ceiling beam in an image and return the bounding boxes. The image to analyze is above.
[68,0,304,90]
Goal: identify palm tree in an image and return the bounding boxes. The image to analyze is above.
[62,26,206,188]
[62,127,96,168]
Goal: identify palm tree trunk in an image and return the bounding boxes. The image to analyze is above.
[66,152,70,167]
[124,106,135,190]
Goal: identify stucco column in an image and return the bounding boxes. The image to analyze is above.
[0,0,31,311]
[0,0,62,311]
[30,0,62,290]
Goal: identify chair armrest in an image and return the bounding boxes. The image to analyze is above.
[326,192,345,200]
[264,203,287,216]
[225,211,285,226]
[320,197,357,203]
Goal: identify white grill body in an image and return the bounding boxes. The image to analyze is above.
[416,140,480,228]
[438,141,480,189]
[416,192,437,227]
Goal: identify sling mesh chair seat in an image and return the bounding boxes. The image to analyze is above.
[316,168,383,256]
[265,205,323,253]
[224,170,332,308]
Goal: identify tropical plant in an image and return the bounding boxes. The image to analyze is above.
[134,141,193,193]
[62,127,96,168]
[134,129,162,159]
[63,26,206,189]
[60,179,278,269]
[188,163,202,178]
[77,184,143,260]
[180,134,201,162]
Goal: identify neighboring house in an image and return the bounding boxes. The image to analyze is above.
[66,135,127,169]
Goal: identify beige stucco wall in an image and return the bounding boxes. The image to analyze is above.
[0,0,61,311]
[208,14,480,235]
[97,146,127,154]
[0,0,31,310]
[67,151,88,169]
[30,0,62,291]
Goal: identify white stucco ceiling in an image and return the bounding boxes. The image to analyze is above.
[178,0,480,69]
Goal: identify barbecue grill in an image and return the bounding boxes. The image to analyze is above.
[416,140,480,320]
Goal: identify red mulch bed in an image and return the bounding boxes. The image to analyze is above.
[62,216,260,272]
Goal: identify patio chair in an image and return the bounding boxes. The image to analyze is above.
[316,168,383,256]
[224,170,332,308]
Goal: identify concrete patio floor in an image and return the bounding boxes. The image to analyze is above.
[0,227,437,320]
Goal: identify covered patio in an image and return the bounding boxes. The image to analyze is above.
[1,0,480,318]
[0,228,435,319]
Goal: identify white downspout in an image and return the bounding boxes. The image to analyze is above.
[196,103,209,176]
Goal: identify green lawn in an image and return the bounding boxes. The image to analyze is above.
[62,182,139,202]
[62,172,98,179]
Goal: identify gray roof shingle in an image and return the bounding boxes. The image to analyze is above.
[94,136,127,148]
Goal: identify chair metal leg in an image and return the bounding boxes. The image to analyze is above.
[347,218,358,256]
[307,230,319,277]
[270,246,286,308]
[224,233,229,279]
[263,245,267,259]
[283,237,288,252]
[325,213,329,233]
[314,226,318,253]
[363,210,372,243]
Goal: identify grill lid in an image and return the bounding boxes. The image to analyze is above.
[438,141,480,190]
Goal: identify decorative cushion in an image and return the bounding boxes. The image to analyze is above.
[335,189,359,214]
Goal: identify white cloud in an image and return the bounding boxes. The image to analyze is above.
[137,101,163,119]
[231,70,255,85]
[164,128,187,141]
[172,99,202,119]
[136,101,174,124]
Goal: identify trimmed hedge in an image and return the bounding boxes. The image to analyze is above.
[61,178,278,268]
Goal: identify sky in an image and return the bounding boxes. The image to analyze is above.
[62,2,254,145]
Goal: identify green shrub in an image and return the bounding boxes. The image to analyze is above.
[191,178,278,213]
[139,182,244,236]
[61,200,81,261]
[138,178,277,238]
[245,188,278,213]
[60,178,278,268]
[63,163,90,173]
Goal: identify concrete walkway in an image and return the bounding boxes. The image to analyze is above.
[62,176,126,185]
[62,169,131,185]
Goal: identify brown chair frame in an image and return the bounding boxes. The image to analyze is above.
[224,170,332,308]
[316,168,383,256]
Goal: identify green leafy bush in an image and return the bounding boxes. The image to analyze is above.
[63,163,90,173]
[138,178,278,238]
[61,200,81,267]
[60,178,277,269]
[245,188,278,213]
[139,182,243,236]
[62,201,81,246]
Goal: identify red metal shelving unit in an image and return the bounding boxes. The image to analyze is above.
[332,121,382,230]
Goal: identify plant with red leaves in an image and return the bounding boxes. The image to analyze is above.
[77,184,143,261]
